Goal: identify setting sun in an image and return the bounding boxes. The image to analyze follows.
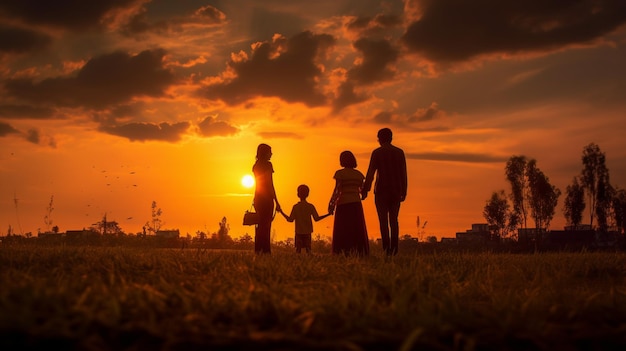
[241,174,255,188]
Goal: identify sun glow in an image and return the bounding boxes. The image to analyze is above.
[241,174,255,188]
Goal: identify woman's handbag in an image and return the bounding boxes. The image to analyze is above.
[243,204,259,226]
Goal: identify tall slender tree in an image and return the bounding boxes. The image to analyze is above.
[612,188,626,235]
[505,155,529,229]
[526,160,561,231]
[145,200,163,234]
[563,176,585,230]
[595,177,613,233]
[43,195,54,232]
[580,143,610,229]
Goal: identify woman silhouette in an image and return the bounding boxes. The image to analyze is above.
[328,151,369,256]
[252,143,281,254]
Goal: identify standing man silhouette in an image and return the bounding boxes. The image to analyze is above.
[362,128,407,256]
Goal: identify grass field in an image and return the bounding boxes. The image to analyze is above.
[1,244,625,350]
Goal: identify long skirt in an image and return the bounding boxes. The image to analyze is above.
[254,198,274,254]
[332,201,369,256]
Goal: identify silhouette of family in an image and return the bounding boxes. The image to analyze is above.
[251,128,407,256]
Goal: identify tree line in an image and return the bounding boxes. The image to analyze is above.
[483,143,626,240]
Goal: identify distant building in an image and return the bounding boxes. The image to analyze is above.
[456,223,490,243]
[563,224,592,231]
[37,232,63,238]
[66,229,99,240]
[546,229,595,248]
[156,229,180,239]
[517,228,547,243]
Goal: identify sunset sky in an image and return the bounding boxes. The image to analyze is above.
[1,0,626,241]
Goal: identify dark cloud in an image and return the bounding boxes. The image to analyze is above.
[0,121,19,136]
[0,0,140,31]
[4,49,175,109]
[373,111,393,124]
[25,129,40,144]
[200,31,335,107]
[347,16,372,31]
[347,14,402,32]
[121,11,169,36]
[332,81,367,112]
[0,105,55,119]
[347,38,398,84]
[409,104,441,123]
[120,4,225,37]
[370,104,443,125]
[197,116,239,137]
[194,5,227,23]
[0,24,51,54]
[374,14,402,28]
[100,121,190,142]
[402,0,626,62]
[333,38,398,111]
[407,151,508,163]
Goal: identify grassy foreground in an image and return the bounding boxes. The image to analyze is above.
[1,245,625,350]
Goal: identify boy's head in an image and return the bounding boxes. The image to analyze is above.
[297,184,310,199]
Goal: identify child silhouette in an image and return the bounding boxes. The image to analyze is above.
[279,184,330,253]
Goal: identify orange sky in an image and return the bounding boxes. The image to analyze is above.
[1,1,626,241]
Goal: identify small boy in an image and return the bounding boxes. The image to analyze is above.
[279,184,330,253]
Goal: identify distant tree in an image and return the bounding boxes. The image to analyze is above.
[145,201,163,235]
[90,214,124,235]
[238,233,253,244]
[483,190,510,240]
[612,188,626,235]
[526,160,561,231]
[43,195,54,232]
[505,155,529,230]
[595,177,613,233]
[196,230,207,240]
[416,216,427,241]
[563,177,586,229]
[217,217,232,242]
[580,143,611,229]
[284,237,294,248]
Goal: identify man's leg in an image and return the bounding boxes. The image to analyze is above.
[375,195,390,253]
[389,200,401,255]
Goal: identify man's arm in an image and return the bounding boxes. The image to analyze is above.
[400,149,408,201]
[362,151,376,199]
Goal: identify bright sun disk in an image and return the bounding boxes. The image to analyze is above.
[241,174,255,188]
